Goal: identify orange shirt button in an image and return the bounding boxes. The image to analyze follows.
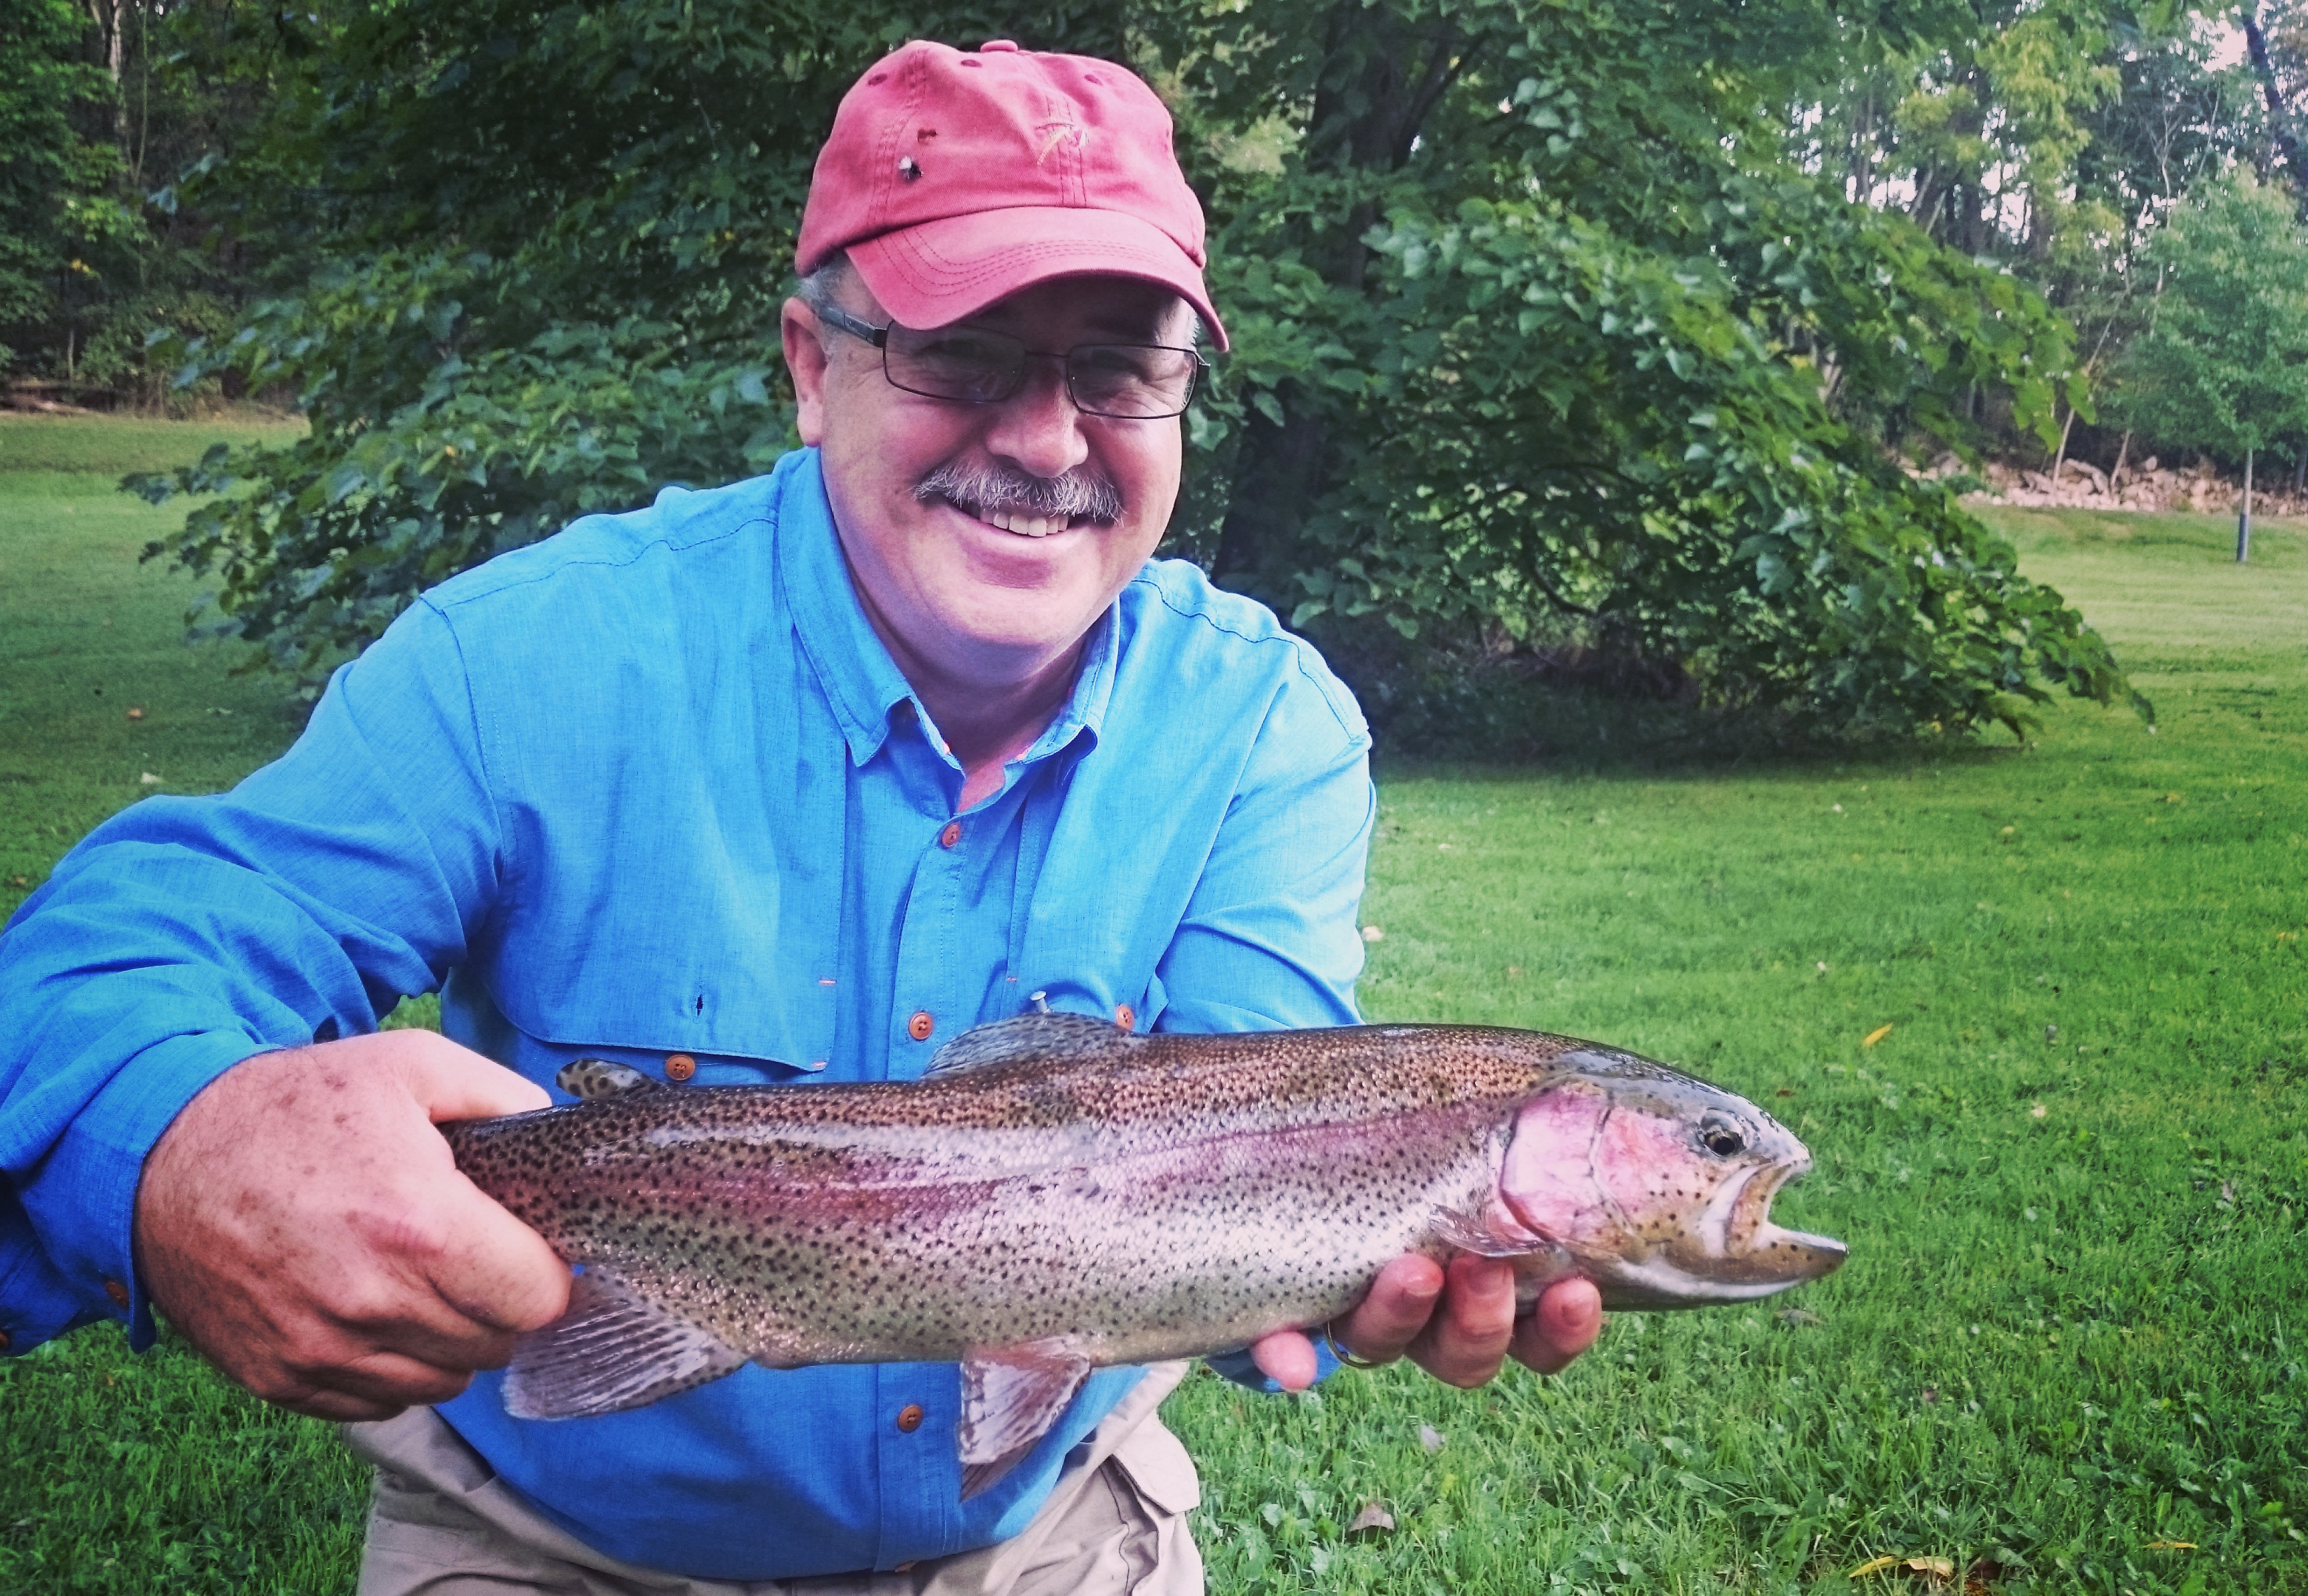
[664,1054,696,1082]
[103,1278,130,1308]
[939,821,962,849]
[1114,1003,1136,1033]
[907,1011,935,1042]
[896,1403,925,1433]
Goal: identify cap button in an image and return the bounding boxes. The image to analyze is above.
[978,38,1018,52]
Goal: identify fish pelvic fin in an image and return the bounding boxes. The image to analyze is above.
[926,1012,1140,1077]
[958,1339,1093,1500]
[556,1058,658,1100]
[503,1269,746,1420]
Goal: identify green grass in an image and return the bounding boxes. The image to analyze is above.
[2,427,2302,1595]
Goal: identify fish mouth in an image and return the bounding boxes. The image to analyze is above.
[1718,1157,1846,1286]
[1588,1158,1845,1311]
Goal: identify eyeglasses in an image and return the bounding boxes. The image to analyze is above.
[813,302,1208,420]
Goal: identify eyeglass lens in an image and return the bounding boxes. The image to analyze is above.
[881,325,1199,418]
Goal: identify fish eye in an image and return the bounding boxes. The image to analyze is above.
[1698,1116,1746,1158]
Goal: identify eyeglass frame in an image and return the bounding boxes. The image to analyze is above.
[810,301,1210,420]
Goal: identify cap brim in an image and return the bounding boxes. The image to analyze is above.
[848,206,1228,351]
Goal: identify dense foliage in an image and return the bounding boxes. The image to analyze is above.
[2106,167,2308,463]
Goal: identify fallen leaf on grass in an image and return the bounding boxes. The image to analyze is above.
[126,707,143,720]
[1862,1023,1893,1048]
[2143,1541,2196,1552]
[137,772,160,785]
[1775,1307,1822,1326]
[1904,1558,1955,1581]
[1848,1556,1899,1578]
[1361,925,1383,943]
[1417,1422,1446,1453]
[1347,1501,1395,1535]
[1964,1555,2006,1594]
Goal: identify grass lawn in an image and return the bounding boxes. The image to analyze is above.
[3,422,2303,1595]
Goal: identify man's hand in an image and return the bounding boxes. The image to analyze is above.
[134,1030,572,1422]
[1248,1256,1604,1391]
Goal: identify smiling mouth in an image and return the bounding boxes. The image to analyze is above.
[941,497,1095,539]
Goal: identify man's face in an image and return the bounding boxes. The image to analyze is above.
[782,271,1188,681]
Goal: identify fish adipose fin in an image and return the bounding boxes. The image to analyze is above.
[503,1269,747,1419]
[927,1012,1141,1077]
[957,1340,1093,1499]
[556,1059,658,1100]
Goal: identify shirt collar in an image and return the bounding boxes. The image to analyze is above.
[777,447,1123,772]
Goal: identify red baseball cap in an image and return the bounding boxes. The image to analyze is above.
[796,39,1227,349]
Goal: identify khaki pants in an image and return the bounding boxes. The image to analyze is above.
[341,1363,1203,1596]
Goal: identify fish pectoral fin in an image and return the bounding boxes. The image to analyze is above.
[957,1340,1093,1500]
[926,1012,1140,1077]
[1432,1205,1542,1259]
[503,1269,747,1420]
[556,1059,658,1100]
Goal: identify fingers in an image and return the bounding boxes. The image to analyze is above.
[1510,1277,1604,1374]
[1248,1330,1321,1391]
[1403,1255,1518,1388]
[1328,1255,1445,1365]
[398,1037,554,1121]
[421,1174,573,1336]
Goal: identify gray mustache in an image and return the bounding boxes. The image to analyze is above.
[916,460,1123,526]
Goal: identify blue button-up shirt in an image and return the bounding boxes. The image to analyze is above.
[0,447,1373,1580]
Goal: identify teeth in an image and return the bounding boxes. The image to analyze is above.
[978,506,1064,538]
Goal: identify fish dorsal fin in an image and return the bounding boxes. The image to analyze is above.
[558,1058,656,1100]
[925,1012,1139,1077]
[503,1269,746,1420]
[958,1338,1093,1499]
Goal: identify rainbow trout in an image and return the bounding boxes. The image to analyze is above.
[443,1013,1845,1496]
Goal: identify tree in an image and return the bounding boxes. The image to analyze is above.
[2107,166,2308,555]
[136,0,2137,740]
[0,0,110,366]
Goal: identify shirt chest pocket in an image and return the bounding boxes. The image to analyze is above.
[446,961,837,1094]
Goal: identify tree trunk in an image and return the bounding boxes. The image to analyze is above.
[2238,447,2254,565]
[2052,407,2078,485]
[1214,1,1480,584]
[2112,429,2133,489]
[2242,6,2308,215]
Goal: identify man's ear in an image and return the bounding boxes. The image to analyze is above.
[781,298,831,447]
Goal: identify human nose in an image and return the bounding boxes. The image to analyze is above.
[981,355,1091,481]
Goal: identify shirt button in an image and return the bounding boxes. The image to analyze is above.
[1114,1003,1136,1033]
[939,821,962,849]
[664,1054,696,1082]
[896,1403,925,1433]
[908,1011,935,1042]
[104,1278,130,1308]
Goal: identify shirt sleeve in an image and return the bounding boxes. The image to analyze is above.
[1152,651,1374,1038]
[1153,646,1373,1389]
[0,599,501,1353]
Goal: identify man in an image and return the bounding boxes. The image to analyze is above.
[0,38,1600,1594]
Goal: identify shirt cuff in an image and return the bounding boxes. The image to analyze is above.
[31,1028,265,1351]
[0,1193,96,1356]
